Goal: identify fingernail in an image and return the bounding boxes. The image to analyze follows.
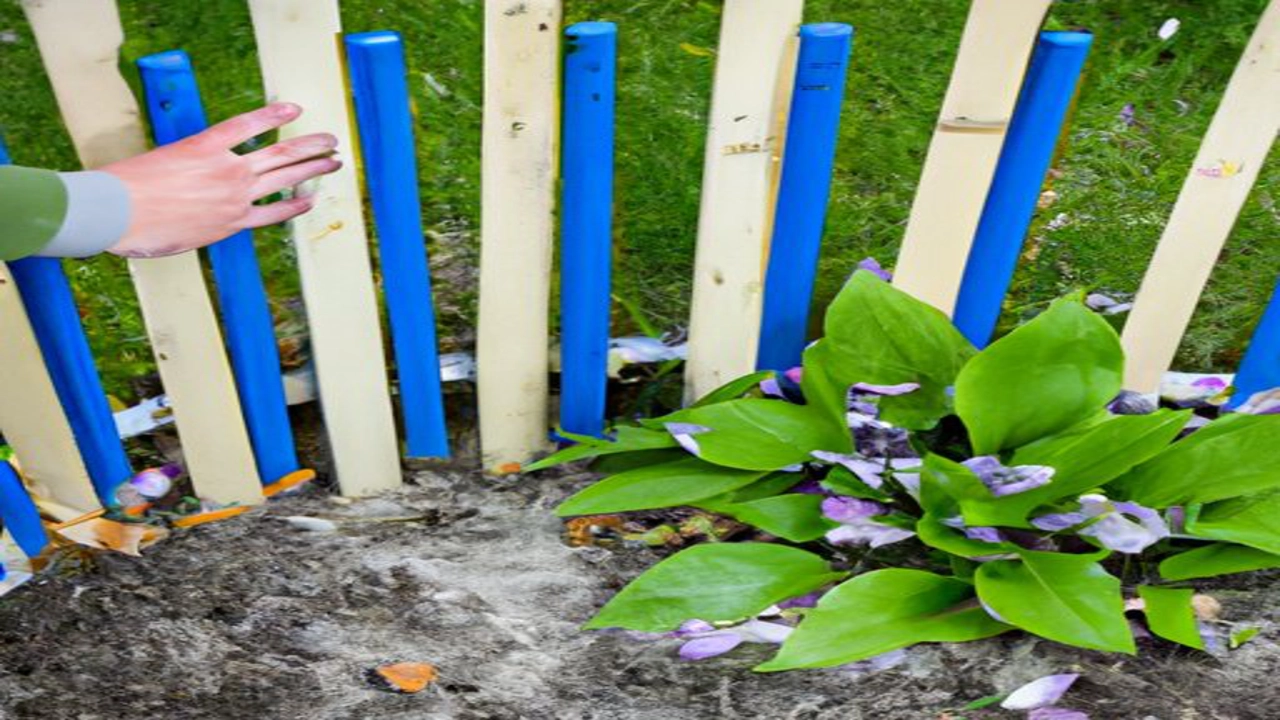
[273,102,302,118]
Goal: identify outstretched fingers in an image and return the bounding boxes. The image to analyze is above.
[251,156,342,200]
[242,196,316,229]
[195,102,302,151]
[245,132,338,174]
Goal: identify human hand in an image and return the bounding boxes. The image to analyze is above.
[101,102,340,258]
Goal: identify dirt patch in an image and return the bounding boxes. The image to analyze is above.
[1,469,1278,720]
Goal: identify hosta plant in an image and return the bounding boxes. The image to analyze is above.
[530,271,1280,671]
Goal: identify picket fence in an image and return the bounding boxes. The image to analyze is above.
[1,0,1279,573]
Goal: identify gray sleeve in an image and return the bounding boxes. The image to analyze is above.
[33,171,132,258]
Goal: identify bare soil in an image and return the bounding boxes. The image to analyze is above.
[1,468,1277,720]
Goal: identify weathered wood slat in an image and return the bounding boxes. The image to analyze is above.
[476,0,563,470]
[1122,0,1280,393]
[23,0,262,506]
[683,0,804,403]
[0,262,99,512]
[891,0,1052,315]
[247,0,402,495]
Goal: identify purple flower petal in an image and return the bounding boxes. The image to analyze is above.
[1031,512,1089,532]
[735,619,793,644]
[857,257,892,282]
[784,367,803,384]
[964,526,1005,544]
[812,451,887,490]
[1238,388,1280,415]
[1166,506,1187,534]
[1001,673,1080,711]
[963,456,1055,497]
[665,422,711,456]
[825,520,915,548]
[679,631,743,660]
[1081,513,1166,554]
[759,378,784,398]
[675,619,716,636]
[851,381,920,397]
[1029,708,1090,720]
[1107,390,1157,415]
[848,400,880,418]
[821,496,886,522]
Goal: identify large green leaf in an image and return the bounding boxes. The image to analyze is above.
[975,550,1133,653]
[524,426,677,471]
[758,569,1010,671]
[678,398,851,470]
[1137,586,1204,650]
[801,271,975,431]
[919,454,1032,527]
[710,494,837,543]
[697,472,805,510]
[1158,543,1280,581]
[974,410,1192,523]
[1109,413,1280,506]
[556,457,767,516]
[1187,492,1280,555]
[690,370,776,407]
[585,543,844,632]
[955,300,1123,454]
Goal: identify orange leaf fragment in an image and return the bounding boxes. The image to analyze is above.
[55,518,168,557]
[370,662,438,694]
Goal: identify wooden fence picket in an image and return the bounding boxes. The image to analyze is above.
[476,0,563,470]
[22,0,262,507]
[891,0,1052,316]
[247,0,403,495]
[683,0,804,403]
[1121,0,1280,394]
[0,262,99,514]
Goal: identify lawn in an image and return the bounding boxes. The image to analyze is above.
[0,0,1275,399]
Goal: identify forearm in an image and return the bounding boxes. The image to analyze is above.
[0,166,131,261]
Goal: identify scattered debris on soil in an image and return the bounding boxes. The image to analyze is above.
[1,468,1278,719]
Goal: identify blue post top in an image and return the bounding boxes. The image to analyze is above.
[0,135,10,165]
[566,20,617,39]
[1039,30,1094,49]
[136,50,209,142]
[800,22,854,40]
[346,29,404,47]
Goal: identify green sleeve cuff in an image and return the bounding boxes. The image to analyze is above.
[0,166,68,261]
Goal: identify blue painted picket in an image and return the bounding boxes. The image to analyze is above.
[559,21,618,438]
[0,460,49,559]
[2,138,133,503]
[136,50,301,483]
[756,23,854,373]
[1230,275,1280,408]
[952,31,1093,347]
[345,31,451,458]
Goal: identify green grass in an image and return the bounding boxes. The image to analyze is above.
[0,0,1275,398]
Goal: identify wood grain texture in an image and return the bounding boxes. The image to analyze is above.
[891,0,1052,315]
[683,0,803,403]
[23,0,262,506]
[476,0,562,470]
[1122,0,1280,393]
[0,262,99,512]
[247,0,402,495]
